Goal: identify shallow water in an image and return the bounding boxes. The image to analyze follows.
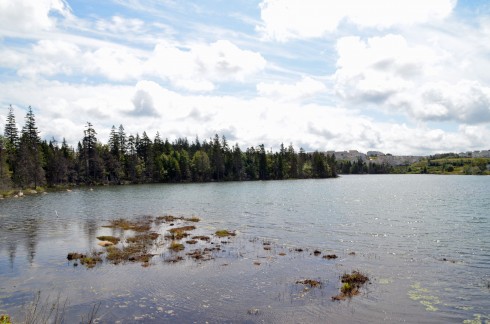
[0,175,489,323]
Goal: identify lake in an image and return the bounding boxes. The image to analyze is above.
[0,175,489,323]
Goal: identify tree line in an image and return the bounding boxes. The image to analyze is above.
[1,106,337,190]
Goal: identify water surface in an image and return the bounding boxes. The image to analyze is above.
[0,175,489,323]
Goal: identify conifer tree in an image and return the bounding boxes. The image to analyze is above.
[4,105,19,153]
[16,106,45,188]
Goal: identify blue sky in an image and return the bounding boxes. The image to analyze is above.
[1,0,489,154]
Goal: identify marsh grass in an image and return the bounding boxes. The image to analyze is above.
[20,291,101,324]
[24,291,67,324]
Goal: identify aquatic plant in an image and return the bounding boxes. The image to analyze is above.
[323,254,338,259]
[341,282,353,294]
[126,232,159,243]
[156,215,183,223]
[341,271,369,286]
[192,235,210,241]
[167,225,196,240]
[0,314,11,324]
[296,279,322,288]
[215,229,235,237]
[169,241,185,252]
[103,218,152,232]
[332,270,369,301]
[80,252,103,269]
[186,249,213,261]
[184,216,200,222]
[96,236,120,244]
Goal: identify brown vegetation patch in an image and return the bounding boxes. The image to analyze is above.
[67,252,86,260]
[169,225,196,233]
[165,255,184,263]
[332,271,369,301]
[296,279,322,288]
[79,252,103,269]
[103,218,152,232]
[169,241,185,252]
[96,236,120,244]
[313,250,322,256]
[105,244,153,265]
[156,215,183,223]
[215,229,236,237]
[323,254,338,260]
[126,232,159,244]
[186,239,198,244]
[192,235,210,241]
[183,216,200,222]
[167,225,196,240]
[0,314,11,324]
[204,246,221,252]
[186,249,213,261]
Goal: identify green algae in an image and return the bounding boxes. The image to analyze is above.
[408,282,441,312]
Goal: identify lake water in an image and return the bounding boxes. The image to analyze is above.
[0,175,489,323]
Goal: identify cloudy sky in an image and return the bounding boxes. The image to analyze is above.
[1,0,489,155]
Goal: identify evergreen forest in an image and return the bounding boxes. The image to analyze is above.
[0,106,337,191]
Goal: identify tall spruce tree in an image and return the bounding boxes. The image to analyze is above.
[0,135,12,189]
[4,105,19,152]
[16,106,45,188]
[81,122,101,183]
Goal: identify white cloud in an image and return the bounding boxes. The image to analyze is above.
[146,40,266,91]
[95,16,145,34]
[17,40,81,77]
[257,77,326,101]
[83,47,144,81]
[258,0,456,41]
[0,0,71,35]
[333,33,490,125]
[333,34,440,103]
[411,81,490,123]
[4,38,265,91]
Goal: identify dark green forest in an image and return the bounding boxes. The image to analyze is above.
[0,106,337,191]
